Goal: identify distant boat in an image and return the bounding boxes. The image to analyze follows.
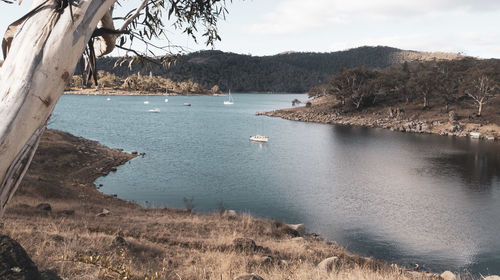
[148,108,160,113]
[106,97,111,101]
[224,91,234,105]
[164,98,169,103]
[144,101,149,104]
[183,103,191,106]
[250,135,269,143]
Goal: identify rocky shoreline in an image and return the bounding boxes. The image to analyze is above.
[262,97,500,142]
[1,129,497,279]
[64,87,227,96]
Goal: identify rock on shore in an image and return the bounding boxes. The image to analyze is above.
[263,97,500,141]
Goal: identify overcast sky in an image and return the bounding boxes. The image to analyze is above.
[1,0,500,58]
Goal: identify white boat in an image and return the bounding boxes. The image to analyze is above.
[184,103,191,106]
[148,108,160,113]
[144,101,149,104]
[164,98,169,103]
[106,97,111,101]
[224,91,234,105]
[250,135,269,142]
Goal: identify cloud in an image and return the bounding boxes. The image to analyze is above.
[246,0,500,35]
[247,0,346,35]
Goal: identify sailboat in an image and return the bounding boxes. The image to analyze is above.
[224,91,234,105]
[250,115,269,143]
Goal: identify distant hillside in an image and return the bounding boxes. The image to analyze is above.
[93,46,463,93]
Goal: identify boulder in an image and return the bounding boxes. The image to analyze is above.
[290,237,304,242]
[35,203,51,212]
[222,210,237,218]
[233,238,256,252]
[317,256,339,273]
[234,273,264,280]
[96,208,110,217]
[484,276,500,280]
[278,260,289,268]
[448,124,461,132]
[440,271,456,280]
[0,235,41,280]
[470,132,481,139]
[257,256,273,266]
[286,224,306,236]
[448,111,458,123]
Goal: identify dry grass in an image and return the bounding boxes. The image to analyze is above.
[1,201,432,280]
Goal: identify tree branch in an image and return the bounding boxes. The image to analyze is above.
[119,0,149,31]
[115,45,160,65]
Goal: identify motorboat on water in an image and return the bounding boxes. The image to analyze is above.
[183,103,191,106]
[106,97,111,101]
[144,101,149,104]
[148,108,160,113]
[164,98,169,103]
[250,135,269,142]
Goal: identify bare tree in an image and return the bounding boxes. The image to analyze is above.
[463,74,498,116]
[307,84,327,98]
[0,0,229,217]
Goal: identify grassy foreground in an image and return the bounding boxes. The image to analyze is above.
[2,130,450,279]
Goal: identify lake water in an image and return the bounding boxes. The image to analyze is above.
[50,93,500,275]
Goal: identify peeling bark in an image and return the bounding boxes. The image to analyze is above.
[0,0,116,217]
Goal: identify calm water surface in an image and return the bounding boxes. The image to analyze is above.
[50,94,500,275]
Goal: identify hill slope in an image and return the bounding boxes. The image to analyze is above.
[94,46,462,93]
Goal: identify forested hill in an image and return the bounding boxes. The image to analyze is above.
[94,46,463,93]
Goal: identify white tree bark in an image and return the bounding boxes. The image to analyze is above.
[0,0,116,217]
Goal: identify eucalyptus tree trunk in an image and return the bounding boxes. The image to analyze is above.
[0,0,115,217]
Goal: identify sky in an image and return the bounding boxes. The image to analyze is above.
[1,0,500,58]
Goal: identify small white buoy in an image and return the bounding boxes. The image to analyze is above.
[470,132,481,139]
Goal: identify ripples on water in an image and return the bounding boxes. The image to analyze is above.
[50,94,500,275]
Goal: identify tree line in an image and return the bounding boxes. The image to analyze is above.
[90,46,459,93]
[308,58,500,116]
[69,70,220,95]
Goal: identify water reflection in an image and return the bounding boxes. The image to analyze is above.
[51,94,500,275]
[427,142,500,190]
